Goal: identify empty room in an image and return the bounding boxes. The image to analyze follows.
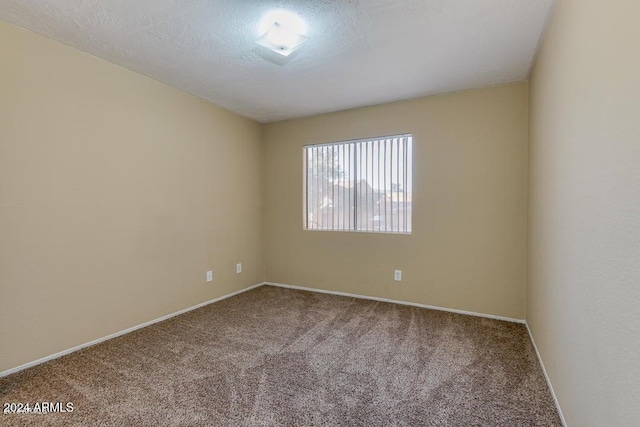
[1,0,638,426]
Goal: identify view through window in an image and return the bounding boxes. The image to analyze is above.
[304,134,412,233]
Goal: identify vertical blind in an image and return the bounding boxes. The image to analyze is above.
[304,134,412,233]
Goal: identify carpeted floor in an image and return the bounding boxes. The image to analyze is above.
[1,285,561,426]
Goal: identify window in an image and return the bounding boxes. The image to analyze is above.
[304,134,412,233]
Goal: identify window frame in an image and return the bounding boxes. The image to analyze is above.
[302,133,413,235]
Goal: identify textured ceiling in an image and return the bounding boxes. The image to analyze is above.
[0,0,554,122]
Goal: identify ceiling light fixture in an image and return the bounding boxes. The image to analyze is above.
[256,10,309,57]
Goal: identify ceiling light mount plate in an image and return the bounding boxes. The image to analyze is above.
[256,22,309,57]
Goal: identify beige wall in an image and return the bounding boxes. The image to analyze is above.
[264,83,529,320]
[528,0,640,425]
[0,21,263,372]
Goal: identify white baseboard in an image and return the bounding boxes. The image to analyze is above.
[3,280,565,426]
[0,282,266,378]
[265,282,525,324]
[265,282,567,421]
[525,323,567,426]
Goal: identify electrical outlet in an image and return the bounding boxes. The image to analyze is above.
[394,270,402,282]
[236,263,242,274]
[206,270,213,282]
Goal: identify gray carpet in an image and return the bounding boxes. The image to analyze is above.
[1,285,561,426]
